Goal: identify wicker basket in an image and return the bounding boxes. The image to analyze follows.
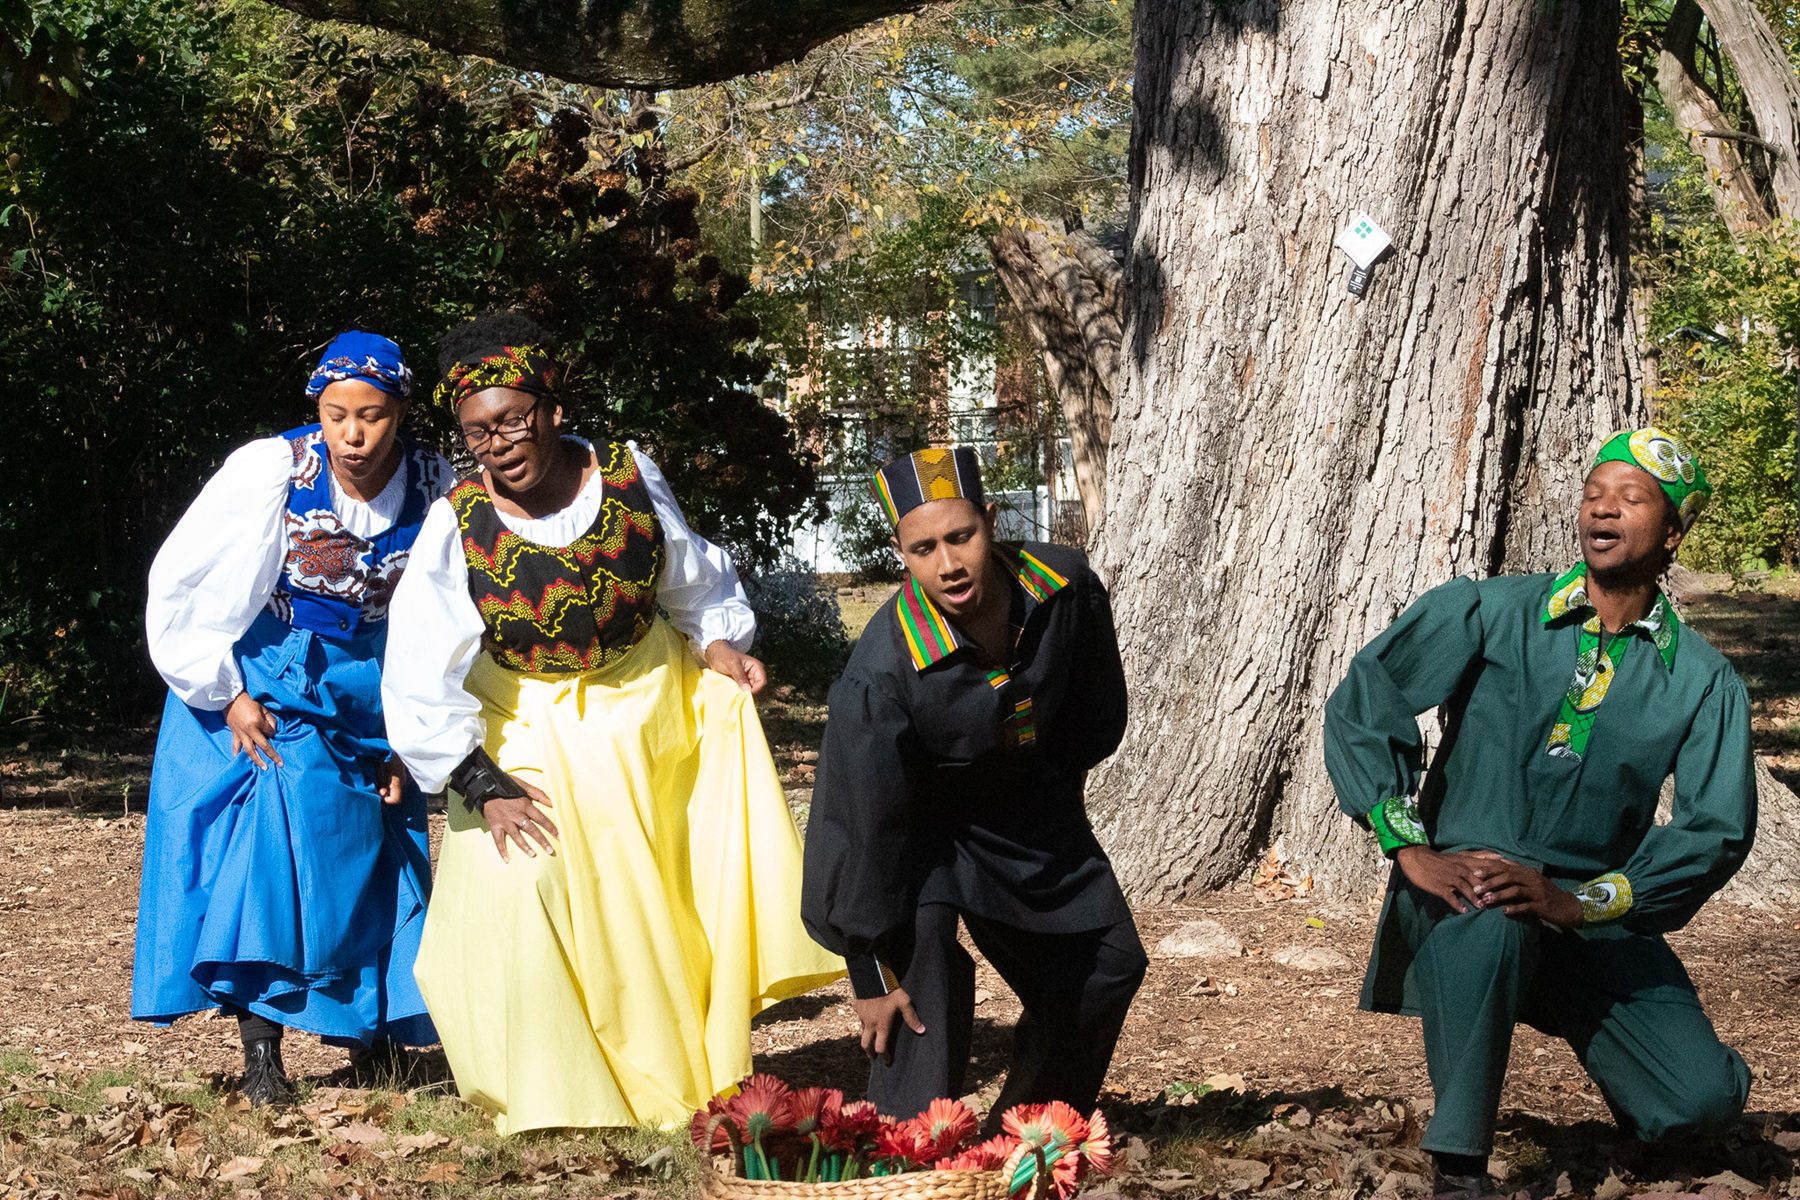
[699,1159,1013,1200]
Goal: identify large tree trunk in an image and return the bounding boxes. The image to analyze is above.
[1695,0,1800,219]
[1089,0,1646,900]
[987,226,1123,524]
[1658,0,1774,236]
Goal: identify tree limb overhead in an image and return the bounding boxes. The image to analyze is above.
[259,0,934,88]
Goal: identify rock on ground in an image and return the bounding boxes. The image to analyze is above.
[1271,945,1354,972]
[1154,918,1244,960]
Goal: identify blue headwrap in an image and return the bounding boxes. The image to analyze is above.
[305,330,414,399]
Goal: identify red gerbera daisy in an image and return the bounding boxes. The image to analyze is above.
[1002,1103,1038,1140]
[916,1097,980,1159]
[875,1119,932,1166]
[791,1087,843,1136]
[1079,1110,1115,1177]
[821,1099,884,1152]
[1036,1101,1090,1150]
[689,1092,738,1153]
[725,1073,798,1143]
[933,1133,1012,1172]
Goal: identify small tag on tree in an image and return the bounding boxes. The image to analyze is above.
[1335,213,1392,299]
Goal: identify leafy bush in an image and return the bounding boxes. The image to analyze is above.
[0,2,819,722]
[1658,335,1798,574]
[743,556,852,694]
[1647,218,1800,575]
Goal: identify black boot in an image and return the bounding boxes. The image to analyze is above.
[348,1038,407,1087]
[1431,1152,1490,1197]
[240,1036,296,1107]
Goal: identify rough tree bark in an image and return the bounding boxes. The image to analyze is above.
[1088,0,1648,899]
[986,226,1122,523]
[259,0,927,89]
[1694,0,1800,219]
[1658,0,1773,236]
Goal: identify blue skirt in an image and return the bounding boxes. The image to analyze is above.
[132,610,436,1047]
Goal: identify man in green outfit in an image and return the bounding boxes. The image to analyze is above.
[1325,427,1755,1193]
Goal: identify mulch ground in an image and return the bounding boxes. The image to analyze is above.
[4,584,1800,1198]
[4,800,1798,1198]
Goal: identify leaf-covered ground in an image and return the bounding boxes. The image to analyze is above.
[5,584,1800,1198]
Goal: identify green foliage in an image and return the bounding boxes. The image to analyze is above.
[743,555,852,692]
[1659,333,1798,573]
[749,196,999,580]
[0,1,91,119]
[656,3,1126,573]
[1648,223,1800,574]
[0,0,818,722]
[1642,113,1800,573]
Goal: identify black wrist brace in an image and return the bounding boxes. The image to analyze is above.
[447,747,526,812]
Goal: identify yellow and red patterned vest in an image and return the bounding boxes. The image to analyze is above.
[450,442,665,674]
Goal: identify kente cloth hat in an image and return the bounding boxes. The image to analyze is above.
[306,330,413,398]
[873,447,986,528]
[1590,426,1712,531]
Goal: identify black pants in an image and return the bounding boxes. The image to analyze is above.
[867,903,1147,1117]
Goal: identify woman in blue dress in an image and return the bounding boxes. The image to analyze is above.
[133,332,452,1104]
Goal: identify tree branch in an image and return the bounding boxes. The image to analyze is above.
[257,0,936,89]
[1694,127,1781,151]
[743,69,824,115]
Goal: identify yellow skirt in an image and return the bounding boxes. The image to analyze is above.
[414,618,842,1134]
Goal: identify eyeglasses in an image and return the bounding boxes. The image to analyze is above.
[460,400,541,452]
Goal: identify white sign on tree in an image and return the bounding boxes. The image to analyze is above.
[1334,213,1392,297]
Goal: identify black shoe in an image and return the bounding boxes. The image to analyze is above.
[240,1037,295,1107]
[1432,1153,1490,1197]
[348,1038,407,1087]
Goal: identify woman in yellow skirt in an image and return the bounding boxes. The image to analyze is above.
[382,312,840,1133]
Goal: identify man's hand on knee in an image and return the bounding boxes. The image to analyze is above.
[851,989,927,1064]
[1469,858,1583,927]
[1395,846,1501,913]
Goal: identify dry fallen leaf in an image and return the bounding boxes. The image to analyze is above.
[394,1131,450,1153]
[416,1160,463,1183]
[215,1154,264,1181]
[334,1121,387,1145]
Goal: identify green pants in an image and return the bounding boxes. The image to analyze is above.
[1396,897,1748,1156]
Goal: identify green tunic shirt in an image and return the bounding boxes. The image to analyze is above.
[1324,568,1756,1013]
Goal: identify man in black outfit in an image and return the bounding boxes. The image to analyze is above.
[802,446,1145,1117]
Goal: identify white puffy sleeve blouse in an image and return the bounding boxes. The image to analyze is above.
[381,439,756,793]
[145,437,453,710]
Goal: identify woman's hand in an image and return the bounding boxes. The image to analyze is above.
[482,778,561,863]
[225,692,283,770]
[704,640,768,695]
[376,755,409,806]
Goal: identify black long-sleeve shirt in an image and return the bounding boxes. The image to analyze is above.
[801,541,1132,997]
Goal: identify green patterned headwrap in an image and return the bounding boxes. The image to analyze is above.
[1590,427,1711,531]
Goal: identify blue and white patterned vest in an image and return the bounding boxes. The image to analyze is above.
[267,424,446,638]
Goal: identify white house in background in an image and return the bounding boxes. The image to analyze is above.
[778,277,1083,575]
